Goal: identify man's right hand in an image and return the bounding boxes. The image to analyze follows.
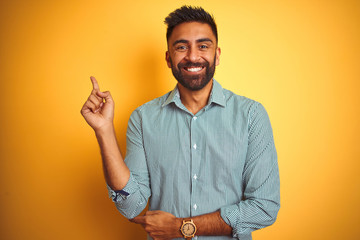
[81,76,114,132]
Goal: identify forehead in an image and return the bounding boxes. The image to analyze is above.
[168,22,216,44]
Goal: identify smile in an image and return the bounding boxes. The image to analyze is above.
[184,67,204,72]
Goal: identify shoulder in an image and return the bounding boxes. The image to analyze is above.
[129,91,172,119]
[222,87,262,114]
[220,87,272,128]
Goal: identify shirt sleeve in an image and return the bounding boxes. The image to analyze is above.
[107,108,151,219]
[220,102,280,239]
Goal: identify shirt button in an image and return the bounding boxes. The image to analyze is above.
[193,204,197,210]
[193,144,197,150]
[193,116,197,120]
[193,174,198,180]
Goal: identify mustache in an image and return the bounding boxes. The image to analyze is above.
[178,61,209,68]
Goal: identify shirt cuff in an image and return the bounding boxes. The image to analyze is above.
[220,204,241,238]
[107,172,139,202]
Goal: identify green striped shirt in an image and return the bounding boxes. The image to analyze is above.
[108,79,280,240]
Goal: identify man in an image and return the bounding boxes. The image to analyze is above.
[81,6,280,240]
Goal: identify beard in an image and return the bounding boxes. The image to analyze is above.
[170,54,217,91]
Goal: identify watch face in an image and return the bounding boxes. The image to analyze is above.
[182,222,196,236]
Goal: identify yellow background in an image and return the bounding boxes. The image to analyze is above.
[1,0,359,239]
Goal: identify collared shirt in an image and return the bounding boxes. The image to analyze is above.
[108,79,280,240]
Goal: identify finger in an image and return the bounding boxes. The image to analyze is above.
[145,211,158,215]
[130,216,146,224]
[81,103,91,115]
[88,94,102,109]
[91,91,103,104]
[96,91,113,103]
[90,76,100,91]
[84,101,97,113]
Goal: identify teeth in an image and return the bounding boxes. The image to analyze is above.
[186,67,203,72]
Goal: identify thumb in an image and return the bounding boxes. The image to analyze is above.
[96,91,113,103]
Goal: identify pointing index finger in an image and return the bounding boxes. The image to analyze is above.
[90,76,100,91]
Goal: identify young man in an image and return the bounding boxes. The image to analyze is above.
[81,6,280,240]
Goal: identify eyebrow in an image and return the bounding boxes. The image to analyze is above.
[172,38,214,46]
[196,38,213,43]
[173,39,188,46]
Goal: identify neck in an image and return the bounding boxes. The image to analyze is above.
[177,79,213,115]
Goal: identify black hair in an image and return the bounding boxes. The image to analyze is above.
[164,5,218,43]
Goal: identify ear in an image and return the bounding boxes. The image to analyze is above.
[215,47,221,66]
[165,51,171,68]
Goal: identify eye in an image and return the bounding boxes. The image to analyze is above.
[175,45,188,51]
[199,45,209,50]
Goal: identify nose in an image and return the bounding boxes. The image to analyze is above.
[186,47,200,62]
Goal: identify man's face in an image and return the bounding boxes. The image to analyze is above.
[166,22,221,91]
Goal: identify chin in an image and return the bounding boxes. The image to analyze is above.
[179,77,212,91]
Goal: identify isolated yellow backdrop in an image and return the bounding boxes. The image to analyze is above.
[1,0,359,239]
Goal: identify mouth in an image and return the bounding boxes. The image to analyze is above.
[183,66,204,73]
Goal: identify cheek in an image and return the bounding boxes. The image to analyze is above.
[173,57,187,68]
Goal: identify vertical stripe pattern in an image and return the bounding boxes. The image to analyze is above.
[108,80,280,240]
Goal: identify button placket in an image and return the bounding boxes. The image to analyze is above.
[190,115,199,216]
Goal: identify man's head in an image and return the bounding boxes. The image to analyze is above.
[164,6,221,91]
[164,6,218,44]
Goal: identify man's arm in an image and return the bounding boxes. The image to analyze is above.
[81,76,151,219]
[131,210,232,240]
[81,76,130,190]
[220,102,280,238]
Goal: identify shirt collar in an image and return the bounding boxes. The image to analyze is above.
[162,79,226,108]
[208,79,226,107]
[162,85,180,107]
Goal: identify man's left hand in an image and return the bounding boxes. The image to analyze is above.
[130,210,183,240]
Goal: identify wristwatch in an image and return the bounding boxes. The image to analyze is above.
[180,218,197,240]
